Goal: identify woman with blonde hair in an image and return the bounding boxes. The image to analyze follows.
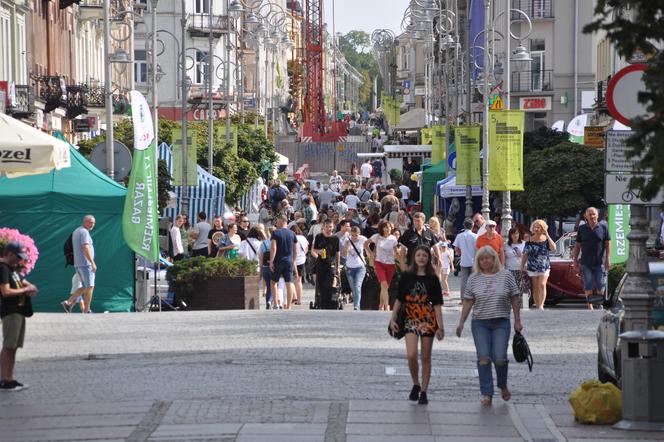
[521,219,556,310]
[456,246,522,406]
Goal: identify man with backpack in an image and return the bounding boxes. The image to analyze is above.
[270,180,288,211]
[61,215,97,313]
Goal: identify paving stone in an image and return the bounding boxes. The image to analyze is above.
[346,423,433,435]
[150,423,242,437]
[239,423,327,435]
[347,436,435,442]
[431,424,520,437]
[347,410,430,424]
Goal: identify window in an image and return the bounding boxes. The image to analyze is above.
[0,12,11,81]
[16,18,26,84]
[533,112,547,130]
[194,0,209,14]
[134,50,147,84]
[194,50,209,84]
[529,39,545,91]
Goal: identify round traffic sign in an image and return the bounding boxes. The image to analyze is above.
[606,63,651,127]
[448,151,456,171]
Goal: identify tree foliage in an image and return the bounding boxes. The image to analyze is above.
[338,31,381,111]
[522,127,569,153]
[512,141,604,219]
[584,2,664,202]
[75,118,173,212]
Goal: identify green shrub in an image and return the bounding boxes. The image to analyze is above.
[608,262,627,297]
[166,256,258,298]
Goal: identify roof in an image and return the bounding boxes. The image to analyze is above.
[392,107,427,131]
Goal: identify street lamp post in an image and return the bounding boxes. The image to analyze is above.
[103,0,114,180]
[180,0,189,215]
[151,0,159,150]
[480,0,491,222]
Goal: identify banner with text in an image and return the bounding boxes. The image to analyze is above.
[488,110,525,191]
[172,127,198,186]
[421,127,432,145]
[455,125,482,186]
[608,204,631,265]
[215,124,238,155]
[122,91,159,263]
[431,125,447,165]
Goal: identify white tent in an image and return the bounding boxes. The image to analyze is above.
[0,112,70,178]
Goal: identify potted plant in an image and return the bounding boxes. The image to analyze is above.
[166,256,260,310]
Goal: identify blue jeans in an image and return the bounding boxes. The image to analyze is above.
[471,317,511,396]
[581,264,607,292]
[346,266,366,309]
[261,265,272,304]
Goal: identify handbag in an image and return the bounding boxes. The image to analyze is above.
[512,331,533,372]
[387,303,406,340]
[347,239,369,281]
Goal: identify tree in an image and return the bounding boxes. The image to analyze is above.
[511,142,604,221]
[337,31,381,111]
[522,127,569,153]
[584,2,664,203]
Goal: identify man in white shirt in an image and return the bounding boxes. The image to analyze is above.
[329,170,343,193]
[318,185,339,211]
[473,212,487,236]
[453,218,478,298]
[399,183,411,204]
[359,160,373,184]
[345,189,360,211]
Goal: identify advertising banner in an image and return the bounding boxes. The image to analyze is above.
[122,91,159,262]
[608,204,631,265]
[421,127,432,145]
[216,124,239,155]
[172,127,198,186]
[431,125,447,165]
[455,125,482,186]
[488,110,524,191]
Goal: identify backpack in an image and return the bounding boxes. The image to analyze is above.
[64,233,74,266]
[273,186,287,202]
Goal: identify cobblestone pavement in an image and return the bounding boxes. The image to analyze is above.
[0,278,662,441]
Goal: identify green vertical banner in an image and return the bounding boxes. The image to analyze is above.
[455,125,482,186]
[172,127,197,186]
[393,98,401,125]
[421,127,432,145]
[122,91,159,263]
[215,124,238,155]
[488,110,525,191]
[431,125,446,165]
[384,97,393,125]
[608,204,631,265]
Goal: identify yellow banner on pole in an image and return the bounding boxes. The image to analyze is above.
[431,125,447,165]
[488,110,524,191]
[172,127,198,186]
[455,125,482,186]
[384,97,393,125]
[421,127,432,145]
[215,124,239,155]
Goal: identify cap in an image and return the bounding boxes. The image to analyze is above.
[486,220,497,227]
[5,242,28,260]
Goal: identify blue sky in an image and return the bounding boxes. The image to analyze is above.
[323,0,411,39]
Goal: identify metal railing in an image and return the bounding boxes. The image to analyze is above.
[66,84,89,119]
[510,69,553,92]
[7,85,34,116]
[188,14,230,36]
[511,0,553,19]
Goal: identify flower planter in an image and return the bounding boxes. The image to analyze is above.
[187,276,260,310]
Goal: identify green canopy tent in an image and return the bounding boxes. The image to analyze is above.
[0,147,134,312]
[421,161,448,219]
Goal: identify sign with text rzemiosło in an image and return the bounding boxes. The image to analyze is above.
[455,125,481,186]
[608,204,630,265]
[488,111,524,191]
[431,125,447,165]
[172,127,198,187]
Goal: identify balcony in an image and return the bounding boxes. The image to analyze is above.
[511,0,553,20]
[59,0,81,9]
[66,84,89,119]
[78,0,104,21]
[37,76,67,113]
[510,69,553,93]
[87,83,105,108]
[188,14,230,38]
[7,85,35,117]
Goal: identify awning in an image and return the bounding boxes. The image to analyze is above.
[276,152,289,166]
[392,107,427,131]
[0,112,71,178]
[437,174,482,199]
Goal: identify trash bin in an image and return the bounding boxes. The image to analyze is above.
[619,330,664,422]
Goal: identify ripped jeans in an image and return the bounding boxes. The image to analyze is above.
[471,317,511,396]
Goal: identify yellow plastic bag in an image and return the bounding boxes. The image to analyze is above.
[569,380,622,425]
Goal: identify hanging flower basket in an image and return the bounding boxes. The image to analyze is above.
[0,228,39,275]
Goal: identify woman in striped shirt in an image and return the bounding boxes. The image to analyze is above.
[456,246,523,406]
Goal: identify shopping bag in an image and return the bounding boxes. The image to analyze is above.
[569,380,622,425]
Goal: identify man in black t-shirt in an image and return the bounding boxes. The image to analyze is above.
[207,216,227,257]
[399,212,435,270]
[312,219,341,309]
[573,207,611,309]
[0,242,38,391]
[269,216,298,309]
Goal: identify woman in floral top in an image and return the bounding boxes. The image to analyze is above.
[520,219,556,310]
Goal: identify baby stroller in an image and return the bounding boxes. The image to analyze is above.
[310,271,345,310]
